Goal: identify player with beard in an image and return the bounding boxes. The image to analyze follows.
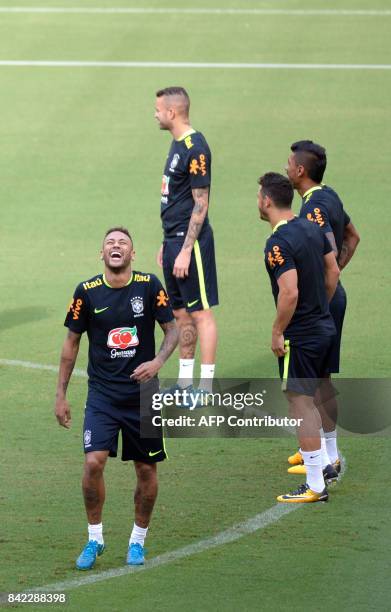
[285,141,360,478]
[55,227,177,570]
[258,173,340,502]
[155,86,218,402]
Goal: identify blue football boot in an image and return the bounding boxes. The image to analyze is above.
[126,542,145,566]
[160,383,196,409]
[76,540,105,571]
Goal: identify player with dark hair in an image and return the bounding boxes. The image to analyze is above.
[55,228,177,570]
[154,86,218,400]
[258,172,340,502]
[286,141,360,476]
[290,140,327,184]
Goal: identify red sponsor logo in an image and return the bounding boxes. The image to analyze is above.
[161,175,170,196]
[107,326,139,350]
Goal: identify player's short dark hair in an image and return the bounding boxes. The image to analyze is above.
[156,86,190,113]
[291,140,327,183]
[258,172,294,209]
[104,226,133,245]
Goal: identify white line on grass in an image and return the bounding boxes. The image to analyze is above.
[0,61,390,70]
[0,8,390,16]
[32,457,346,592]
[0,358,87,378]
[34,504,300,591]
[0,358,296,434]
[2,356,346,591]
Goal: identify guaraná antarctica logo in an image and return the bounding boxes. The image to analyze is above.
[107,326,139,350]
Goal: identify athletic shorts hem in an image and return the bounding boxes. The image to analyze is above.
[163,226,218,312]
[83,391,165,462]
[185,298,219,313]
[278,335,334,397]
[282,380,321,397]
[122,453,167,463]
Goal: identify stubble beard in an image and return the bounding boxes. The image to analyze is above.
[104,258,132,274]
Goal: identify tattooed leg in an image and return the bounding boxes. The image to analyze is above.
[82,450,109,524]
[173,308,197,359]
[133,462,158,528]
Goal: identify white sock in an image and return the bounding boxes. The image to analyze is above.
[319,428,331,468]
[301,449,324,493]
[324,430,339,463]
[200,364,215,392]
[178,358,194,388]
[88,522,103,545]
[129,523,148,547]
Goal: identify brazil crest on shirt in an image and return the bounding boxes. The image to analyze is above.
[64,272,173,399]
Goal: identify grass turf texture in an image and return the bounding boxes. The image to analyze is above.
[1,1,390,609]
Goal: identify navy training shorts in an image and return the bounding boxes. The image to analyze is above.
[162,224,218,312]
[327,283,347,374]
[278,334,335,397]
[83,389,166,463]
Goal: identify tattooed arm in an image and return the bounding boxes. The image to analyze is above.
[55,329,81,428]
[131,321,178,383]
[184,186,210,250]
[338,221,360,270]
[173,186,210,278]
[156,320,179,366]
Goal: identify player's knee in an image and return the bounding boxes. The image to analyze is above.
[190,309,214,325]
[286,400,299,419]
[84,454,105,478]
[135,462,156,483]
[319,376,333,395]
[173,308,191,324]
[286,392,308,418]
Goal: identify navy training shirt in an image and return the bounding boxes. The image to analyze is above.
[160,129,211,238]
[299,185,351,258]
[64,271,173,400]
[264,218,336,338]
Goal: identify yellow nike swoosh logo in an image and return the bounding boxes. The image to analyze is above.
[94,307,109,314]
[187,299,199,308]
[148,450,163,457]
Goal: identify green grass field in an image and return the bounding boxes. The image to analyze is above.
[1,1,390,610]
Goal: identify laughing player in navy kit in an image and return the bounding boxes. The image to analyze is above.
[285,141,360,478]
[55,227,177,570]
[155,87,218,399]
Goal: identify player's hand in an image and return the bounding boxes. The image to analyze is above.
[271,331,287,357]
[173,249,191,278]
[55,397,72,429]
[130,358,163,383]
[156,244,163,268]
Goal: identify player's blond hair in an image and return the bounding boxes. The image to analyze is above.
[156,86,190,115]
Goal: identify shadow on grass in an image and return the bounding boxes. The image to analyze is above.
[0,306,49,332]
[223,353,277,379]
